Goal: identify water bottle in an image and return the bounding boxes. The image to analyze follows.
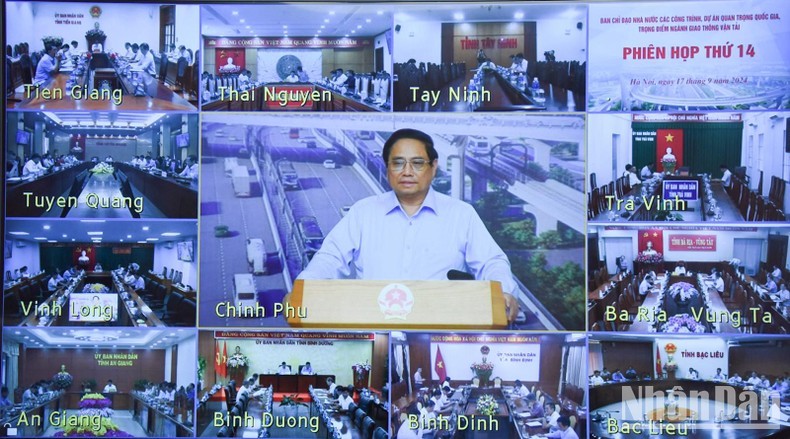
[532,77,540,91]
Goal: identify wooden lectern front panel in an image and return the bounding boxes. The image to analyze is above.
[288,280,508,329]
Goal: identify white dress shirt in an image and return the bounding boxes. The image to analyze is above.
[298,189,517,293]
[138,51,157,76]
[23,160,44,177]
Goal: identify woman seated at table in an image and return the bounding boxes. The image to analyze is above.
[673,261,688,276]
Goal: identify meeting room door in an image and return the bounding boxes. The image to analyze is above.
[767,234,788,271]
[375,47,384,74]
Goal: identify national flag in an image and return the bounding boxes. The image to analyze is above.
[215,340,221,378]
[656,128,684,172]
[221,341,228,378]
[434,346,447,382]
[655,345,662,377]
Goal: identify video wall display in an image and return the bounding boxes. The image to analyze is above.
[3,1,790,438]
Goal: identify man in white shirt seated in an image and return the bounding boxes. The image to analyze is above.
[413,368,425,388]
[771,265,783,281]
[332,69,349,87]
[720,164,732,188]
[688,368,700,380]
[22,385,37,403]
[338,387,354,411]
[284,70,300,83]
[60,44,73,66]
[277,362,291,375]
[132,274,145,291]
[746,372,762,387]
[727,373,743,385]
[327,378,337,397]
[301,362,314,375]
[129,43,142,63]
[103,380,117,393]
[514,379,530,398]
[397,407,423,439]
[589,370,605,386]
[544,403,560,431]
[545,416,579,439]
[91,42,103,53]
[34,45,62,84]
[22,154,45,177]
[123,271,137,285]
[19,266,31,278]
[123,42,133,59]
[640,162,655,180]
[712,368,725,382]
[639,274,654,296]
[137,43,157,77]
[418,400,437,439]
[775,283,790,302]
[47,274,60,292]
[177,45,191,64]
[236,380,250,404]
[179,155,199,180]
[763,276,778,294]
[673,261,687,276]
[623,164,641,187]
[440,377,453,393]
[714,273,725,293]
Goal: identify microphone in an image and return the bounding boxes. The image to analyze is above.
[447,270,475,281]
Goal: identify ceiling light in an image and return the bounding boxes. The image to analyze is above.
[320,25,325,29]
[351,30,356,34]
[62,234,67,238]
[366,19,371,23]
[344,34,349,37]
[314,34,319,38]
[453,13,464,20]
[9,232,29,236]
[245,25,250,29]
[329,11,335,15]
[357,25,362,29]
[127,235,132,238]
[142,226,150,231]
[137,241,147,244]
[87,231,103,236]
[71,239,75,242]
[80,220,106,223]
[146,238,159,241]
[514,12,525,20]
[283,25,287,28]
[232,11,238,15]
[324,19,330,23]
[47,240,57,243]
[43,225,51,230]
[377,11,383,15]
[239,19,245,23]
[317,30,322,33]
[34,237,47,240]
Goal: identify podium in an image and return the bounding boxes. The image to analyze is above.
[287,280,508,329]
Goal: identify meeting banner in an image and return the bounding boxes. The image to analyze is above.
[588,0,790,112]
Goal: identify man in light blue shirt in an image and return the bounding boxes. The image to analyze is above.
[298,128,518,321]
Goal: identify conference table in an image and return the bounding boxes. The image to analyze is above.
[5,162,92,217]
[590,177,742,222]
[432,70,546,112]
[115,163,198,218]
[201,82,386,112]
[589,379,789,438]
[131,392,195,437]
[14,61,195,110]
[257,374,335,394]
[18,272,166,327]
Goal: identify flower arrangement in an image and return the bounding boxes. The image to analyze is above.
[352,361,372,372]
[661,156,677,164]
[660,314,706,334]
[636,252,664,264]
[85,29,106,40]
[471,359,494,374]
[52,371,74,390]
[668,282,699,302]
[90,163,114,175]
[81,284,110,294]
[42,36,64,49]
[54,394,134,437]
[226,352,249,369]
[476,394,499,416]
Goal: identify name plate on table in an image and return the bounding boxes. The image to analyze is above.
[662,180,698,202]
[287,279,507,329]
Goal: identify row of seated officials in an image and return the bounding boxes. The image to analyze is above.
[217,381,272,437]
[315,380,387,439]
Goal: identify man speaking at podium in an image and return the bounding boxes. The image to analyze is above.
[298,128,519,322]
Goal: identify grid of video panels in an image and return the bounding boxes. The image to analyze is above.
[2,1,789,439]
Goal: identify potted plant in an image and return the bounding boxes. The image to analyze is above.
[197,357,207,391]
[279,394,308,417]
[42,36,63,49]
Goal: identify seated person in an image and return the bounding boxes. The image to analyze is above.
[590,370,604,386]
[713,368,725,382]
[611,369,626,382]
[103,380,117,393]
[246,373,259,384]
[545,416,579,439]
[478,58,496,69]
[301,362,314,375]
[688,368,699,380]
[642,374,652,381]
[774,283,790,302]
[440,377,453,393]
[123,42,133,59]
[34,45,61,85]
[0,386,13,409]
[23,154,45,177]
[284,70,300,83]
[623,164,641,187]
[673,261,687,276]
[22,384,37,403]
[514,379,530,398]
[179,155,199,180]
[624,366,638,380]
[238,70,251,88]
[327,378,338,397]
[397,407,423,439]
[413,367,424,387]
[763,276,778,294]
[600,368,611,381]
[639,274,654,296]
[235,379,250,404]
[94,263,103,272]
[728,373,743,385]
[430,389,453,415]
[746,372,762,387]
[544,402,560,431]
[19,266,31,279]
[337,386,354,411]
[297,66,309,82]
[525,393,544,418]
[131,274,145,291]
[277,362,291,375]
[419,399,437,439]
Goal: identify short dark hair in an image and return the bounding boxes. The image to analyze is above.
[720,164,728,169]
[140,43,150,51]
[426,400,435,408]
[132,43,139,50]
[557,416,571,427]
[383,129,438,165]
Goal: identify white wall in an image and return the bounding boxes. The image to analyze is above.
[654,338,728,380]
[174,334,197,388]
[595,227,769,263]
[7,2,161,53]
[5,240,41,275]
[374,30,393,74]
[741,112,789,201]
[587,113,633,185]
[393,19,442,63]
[175,5,200,52]
[153,241,197,287]
[536,18,586,62]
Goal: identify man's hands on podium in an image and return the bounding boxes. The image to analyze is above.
[504,293,519,323]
